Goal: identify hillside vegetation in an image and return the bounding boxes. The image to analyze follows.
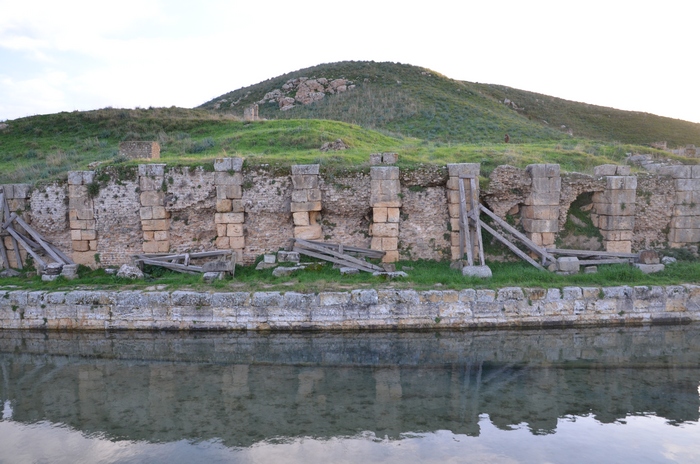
[201,61,700,147]
[0,61,698,184]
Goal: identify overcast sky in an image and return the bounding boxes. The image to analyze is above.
[1,1,698,123]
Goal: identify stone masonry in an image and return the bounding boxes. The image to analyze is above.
[446,163,481,261]
[214,157,245,260]
[0,183,31,268]
[139,164,170,254]
[67,171,98,266]
[119,141,160,160]
[370,161,401,263]
[291,165,322,240]
[592,165,636,253]
[522,164,560,248]
[661,165,700,247]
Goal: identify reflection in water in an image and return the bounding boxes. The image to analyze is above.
[0,325,699,462]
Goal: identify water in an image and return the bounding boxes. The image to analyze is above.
[0,325,699,463]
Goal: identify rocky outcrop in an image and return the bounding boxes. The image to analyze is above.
[258,77,356,111]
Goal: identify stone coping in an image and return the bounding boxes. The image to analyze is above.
[1,285,699,331]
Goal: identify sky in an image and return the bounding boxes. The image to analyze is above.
[1,0,698,123]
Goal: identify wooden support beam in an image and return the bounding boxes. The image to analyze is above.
[479,221,546,271]
[0,236,8,270]
[6,226,45,271]
[479,204,554,263]
[458,178,473,266]
[14,216,66,264]
[136,259,203,274]
[0,193,21,269]
[292,246,376,273]
[549,249,638,259]
[469,177,486,266]
[577,258,634,266]
[303,240,385,258]
[295,239,384,272]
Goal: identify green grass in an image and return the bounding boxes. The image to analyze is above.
[2,260,698,293]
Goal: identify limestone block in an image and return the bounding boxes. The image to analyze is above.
[294,224,322,240]
[151,206,169,219]
[11,184,31,198]
[526,163,560,178]
[229,236,245,249]
[522,218,558,233]
[450,218,461,233]
[670,228,700,243]
[675,178,700,191]
[215,236,230,248]
[616,166,631,175]
[371,223,399,237]
[673,204,700,216]
[598,215,634,231]
[383,250,399,263]
[601,230,633,241]
[72,240,89,252]
[291,175,319,189]
[638,250,661,264]
[670,216,700,229]
[450,233,461,247]
[307,188,322,202]
[71,251,96,266]
[383,153,398,164]
[291,164,320,175]
[531,177,561,192]
[154,231,169,241]
[216,224,227,237]
[214,157,243,172]
[369,153,383,165]
[217,185,242,199]
[68,184,88,198]
[382,237,398,250]
[291,190,308,203]
[75,205,94,220]
[594,164,618,177]
[139,175,162,191]
[142,241,159,253]
[138,164,165,177]
[67,171,84,185]
[693,165,700,178]
[69,219,95,230]
[448,203,460,218]
[82,230,97,241]
[373,207,388,223]
[371,237,383,250]
[541,232,556,245]
[523,192,560,206]
[70,230,82,241]
[387,207,400,223]
[595,203,636,216]
[447,163,480,178]
[673,191,700,204]
[143,231,154,241]
[604,240,632,253]
[290,201,322,212]
[606,176,637,190]
[214,212,244,224]
[215,172,243,186]
[462,265,492,278]
[139,207,153,220]
[557,257,580,273]
[216,199,232,213]
[370,179,401,206]
[521,205,559,220]
[370,166,399,180]
[140,191,164,207]
[634,263,665,274]
[227,224,244,237]
[230,200,245,213]
[141,219,169,231]
[659,165,692,179]
[446,189,461,204]
[293,212,310,226]
[529,232,543,246]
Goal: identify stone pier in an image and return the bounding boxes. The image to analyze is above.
[291,165,322,240]
[214,158,245,260]
[0,183,31,268]
[522,164,560,248]
[592,165,636,253]
[138,164,170,254]
[446,163,480,261]
[663,165,700,247]
[370,158,401,263]
[67,171,98,265]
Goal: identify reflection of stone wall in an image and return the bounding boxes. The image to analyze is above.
[1,325,698,445]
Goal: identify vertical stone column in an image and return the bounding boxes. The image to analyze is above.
[138,164,170,254]
[665,165,700,247]
[522,164,561,248]
[592,166,636,253]
[446,163,481,261]
[67,171,97,265]
[1,183,31,268]
[291,165,322,240]
[370,164,401,263]
[214,157,245,260]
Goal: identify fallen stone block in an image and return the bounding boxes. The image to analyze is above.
[272,266,303,277]
[462,265,492,278]
[634,263,665,274]
[340,267,360,275]
[202,272,223,283]
[557,257,580,273]
[638,250,660,264]
[278,251,300,263]
[117,264,144,279]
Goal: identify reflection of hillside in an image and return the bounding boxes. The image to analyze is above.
[0,326,698,447]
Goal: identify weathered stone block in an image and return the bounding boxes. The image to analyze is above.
[67,171,84,185]
[604,240,632,253]
[140,191,164,207]
[387,207,400,223]
[139,206,153,220]
[154,230,169,241]
[213,157,243,172]
[595,203,636,216]
[82,230,97,241]
[382,250,399,263]
[669,228,700,243]
[673,204,700,216]
[215,172,243,186]
[371,223,399,237]
[634,263,665,274]
[291,164,320,175]
[373,207,388,223]
[675,178,700,191]
[307,188,322,202]
[291,175,319,189]
[369,153,383,165]
[524,192,560,206]
[370,166,399,180]
[382,237,398,250]
[531,177,561,192]
[142,241,160,253]
[226,224,243,237]
[522,218,558,233]
[215,212,244,224]
[141,219,169,231]
[143,231,154,240]
[594,164,618,177]
[290,201,322,212]
[606,176,637,190]
[447,163,480,178]
[382,152,398,164]
[557,257,580,273]
[526,163,560,178]
[659,165,692,179]
[598,215,634,231]
[291,190,308,203]
[601,230,633,241]
[294,224,322,240]
[138,164,165,177]
[215,236,229,248]
[670,216,700,229]
[229,236,245,249]
[72,240,89,252]
[292,211,310,226]
[521,205,559,220]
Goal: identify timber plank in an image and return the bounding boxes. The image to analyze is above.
[479,205,553,262]
[479,221,546,271]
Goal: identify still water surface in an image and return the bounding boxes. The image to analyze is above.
[0,325,699,463]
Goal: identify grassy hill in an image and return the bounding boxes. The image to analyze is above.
[201,61,700,147]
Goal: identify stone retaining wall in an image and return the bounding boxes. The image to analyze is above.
[1,284,698,331]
